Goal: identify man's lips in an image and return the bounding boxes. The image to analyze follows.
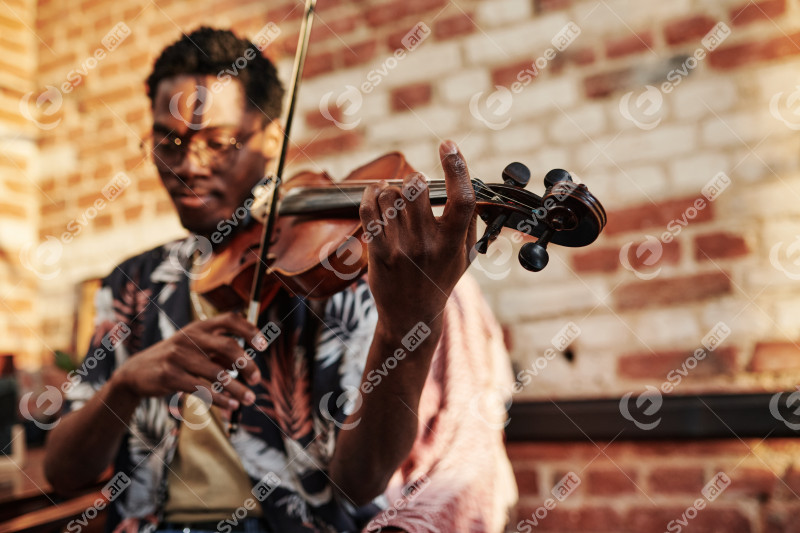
[172,190,219,209]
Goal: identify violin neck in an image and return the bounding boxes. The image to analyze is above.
[278,180,451,217]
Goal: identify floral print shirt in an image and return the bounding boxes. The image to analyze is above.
[66,236,518,533]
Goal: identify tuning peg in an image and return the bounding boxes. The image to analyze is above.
[519,227,554,272]
[502,162,531,188]
[475,212,509,254]
[544,168,572,188]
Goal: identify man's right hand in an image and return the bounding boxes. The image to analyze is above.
[113,311,263,410]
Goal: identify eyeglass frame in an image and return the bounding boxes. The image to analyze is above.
[143,125,263,171]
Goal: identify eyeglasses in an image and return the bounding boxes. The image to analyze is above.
[144,128,260,171]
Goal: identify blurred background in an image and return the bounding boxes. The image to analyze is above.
[4,0,800,530]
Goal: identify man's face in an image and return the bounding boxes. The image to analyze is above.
[150,74,280,237]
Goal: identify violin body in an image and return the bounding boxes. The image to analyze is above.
[194,153,418,311]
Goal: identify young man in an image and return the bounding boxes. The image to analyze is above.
[45,27,516,533]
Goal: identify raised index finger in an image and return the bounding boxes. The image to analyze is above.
[438,140,476,234]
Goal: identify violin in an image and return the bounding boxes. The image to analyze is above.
[193,151,607,314]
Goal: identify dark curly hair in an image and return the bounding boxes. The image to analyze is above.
[146,26,284,122]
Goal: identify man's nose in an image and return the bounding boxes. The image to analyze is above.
[173,144,212,177]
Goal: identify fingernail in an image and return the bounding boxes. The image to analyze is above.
[248,370,261,385]
[228,398,240,410]
[244,391,256,405]
[441,140,458,155]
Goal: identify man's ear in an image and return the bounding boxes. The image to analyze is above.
[260,120,284,160]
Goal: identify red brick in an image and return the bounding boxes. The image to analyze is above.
[506,442,597,461]
[606,31,653,59]
[664,15,719,46]
[341,39,377,68]
[783,466,800,496]
[730,0,786,26]
[516,507,620,532]
[267,2,304,23]
[762,30,800,61]
[586,468,638,495]
[386,25,424,52]
[626,508,752,533]
[309,15,357,44]
[536,0,571,11]
[305,106,340,130]
[618,346,738,380]
[155,198,173,215]
[695,231,748,260]
[709,32,800,69]
[615,271,732,310]
[124,205,143,222]
[366,0,407,27]
[648,467,706,493]
[709,41,761,69]
[748,342,800,372]
[492,60,537,87]
[626,440,754,457]
[572,247,619,273]
[583,68,634,98]
[725,467,777,499]
[390,82,431,111]
[5,298,33,313]
[623,238,680,271]
[290,131,361,160]
[514,467,539,497]
[77,192,98,210]
[137,177,160,193]
[94,213,113,229]
[605,196,714,235]
[567,47,595,66]
[434,13,475,40]
[302,50,334,79]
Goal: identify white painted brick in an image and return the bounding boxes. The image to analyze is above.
[514,317,582,354]
[775,298,800,338]
[572,314,633,351]
[381,42,462,89]
[464,13,571,66]
[630,308,703,351]
[668,152,730,195]
[572,0,692,34]
[438,68,490,105]
[745,178,800,220]
[366,106,460,143]
[608,94,671,132]
[577,125,697,168]
[755,62,800,103]
[487,123,545,156]
[548,103,606,144]
[496,279,608,321]
[512,78,580,119]
[701,111,777,148]
[672,76,738,120]
[476,0,533,28]
[700,299,773,344]
[523,146,570,177]
[451,131,490,164]
[589,165,668,210]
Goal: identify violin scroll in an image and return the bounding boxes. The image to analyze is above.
[474,162,607,272]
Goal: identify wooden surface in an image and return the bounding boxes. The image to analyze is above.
[0,446,108,532]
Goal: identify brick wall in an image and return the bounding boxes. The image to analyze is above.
[7,0,800,530]
[0,0,41,370]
